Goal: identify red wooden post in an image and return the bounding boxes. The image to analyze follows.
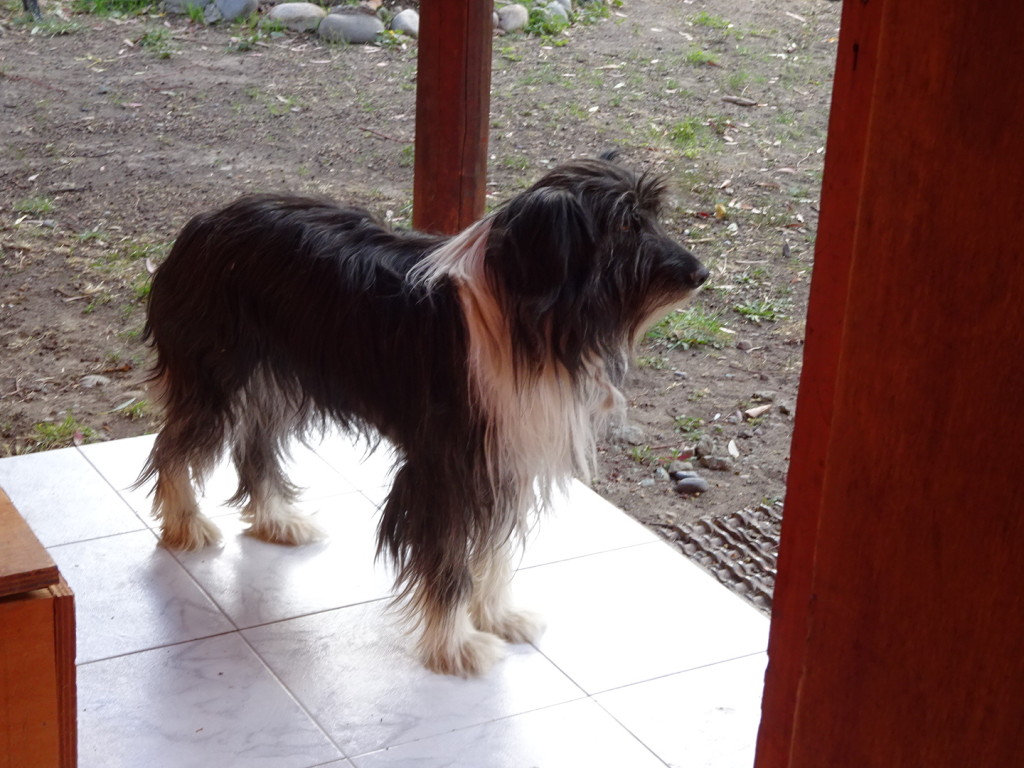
[757,1,1024,766]
[412,0,493,235]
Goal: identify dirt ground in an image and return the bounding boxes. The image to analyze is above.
[0,0,840,534]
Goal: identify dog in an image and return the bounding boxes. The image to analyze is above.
[139,154,709,676]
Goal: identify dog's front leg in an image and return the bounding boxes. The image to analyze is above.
[469,543,545,645]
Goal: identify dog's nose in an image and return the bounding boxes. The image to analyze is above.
[691,265,711,288]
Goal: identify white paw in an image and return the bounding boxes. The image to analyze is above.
[161,513,222,551]
[421,628,506,678]
[480,608,546,645]
[245,512,325,546]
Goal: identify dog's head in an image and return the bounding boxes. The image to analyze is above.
[484,154,709,372]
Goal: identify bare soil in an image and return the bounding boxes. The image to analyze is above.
[0,0,840,534]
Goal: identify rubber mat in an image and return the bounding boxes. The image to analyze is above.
[666,501,783,615]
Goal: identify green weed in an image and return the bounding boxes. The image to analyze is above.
[646,307,727,350]
[14,196,55,215]
[31,414,96,451]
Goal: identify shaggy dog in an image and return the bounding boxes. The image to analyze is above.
[139,155,709,676]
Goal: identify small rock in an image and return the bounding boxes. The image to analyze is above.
[639,478,656,488]
[266,2,326,32]
[694,435,715,458]
[215,0,257,22]
[778,402,794,416]
[736,340,752,351]
[653,467,670,482]
[751,391,776,403]
[543,1,569,21]
[320,10,384,42]
[203,3,223,23]
[726,410,743,424]
[390,8,419,37]
[497,4,529,32]
[80,375,111,389]
[609,423,645,446]
[668,460,694,476]
[675,475,710,496]
[553,0,572,9]
[699,455,735,472]
[672,370,688,380]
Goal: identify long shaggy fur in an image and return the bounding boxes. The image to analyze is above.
[139,155,708,677]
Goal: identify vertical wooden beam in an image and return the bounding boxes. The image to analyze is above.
[412,0,493,235]
[757,1,1024,766]
[755,0,882,763]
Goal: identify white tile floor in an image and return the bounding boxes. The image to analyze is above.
[0,432,769,768]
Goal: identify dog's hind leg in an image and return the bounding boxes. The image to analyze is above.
[230,377,324,546]
[145,407,225,551]
[468,542,545,645]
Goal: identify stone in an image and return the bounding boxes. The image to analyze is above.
[544,1,569,21]
[675,475,710,496]
[553,0,572,10]
[497,4,529,32]
[266,3,326,33]
[215,0,258,22]
[668,460,694,476]
[80,374,111,388]
[390,8,419,37]
[609,423,645,446]
[699,455,735,472]
[653,467,670,482]
[319,11,385,43]
[694,435,715,457]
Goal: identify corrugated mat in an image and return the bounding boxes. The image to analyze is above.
[659,501,782,616]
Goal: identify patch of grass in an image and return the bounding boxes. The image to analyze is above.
[22,16,84,35]
[674,415,705,441]
[31,414,96,451]
[734,296,790,324]
[71,0,152,15]
[635,355,668,370]
[685,49,716,66]
[113,399,149,420]
[646,306,727,350]
[14,196,55,215]
[525,4,571,37]
[627,444,656,465]
[664,117,714,159]
[139,27,174,58]
[690,11,730,30]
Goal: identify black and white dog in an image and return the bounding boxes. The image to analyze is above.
[139,154,708,676]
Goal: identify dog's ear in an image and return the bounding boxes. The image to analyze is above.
[488,186,594,310]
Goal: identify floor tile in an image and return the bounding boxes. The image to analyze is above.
[79,433,356,523]
[519,480,660,568]
[0,446,146,546]
[49,528,234,663]
[78,633,342,768]
[596,654,768,768]
[312,429,397,499]
[513,541,770,694]
[172,493,395,628]
[351,698,666,768]
[243,601,586,758]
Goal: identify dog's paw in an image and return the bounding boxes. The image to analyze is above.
[479,608,546,645]
[245,511,325,547]
[422,628,505,678]
[161,513,222,551]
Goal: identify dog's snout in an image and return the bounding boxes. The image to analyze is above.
[691,264,710,288]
